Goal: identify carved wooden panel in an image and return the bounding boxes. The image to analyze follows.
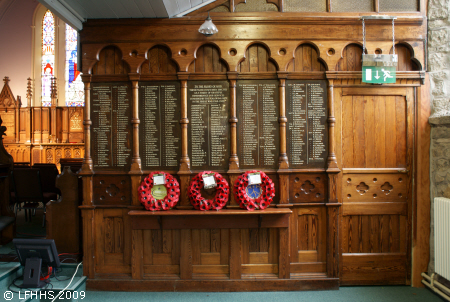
[92,46,131,75]
[241,228,279,275]
[342,213,407,254]
[342,95,407,168]
[0,111,15,143]
[39,145,85,169]
[69,108,83,131]
[189,44,227,73]
[343,174,407,202]
[239,44,277,72]
[192,229,230,276]
[287,43,326,72]
[336,44,363,71]
[393,44,419,71]
[4,144,30,163]
[95,209,131,274]
[289,173,327,203]
[93,175,131,205]
[143,229,181,277]
[141,45,178,74]
[290,207,326,274]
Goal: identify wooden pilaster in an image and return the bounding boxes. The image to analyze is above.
[177,72,192,209]
[81,75,93,173]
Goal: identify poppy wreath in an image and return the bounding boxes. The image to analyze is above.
[138,171,180,211]
[234,170,275,211]
[188,171,230,211]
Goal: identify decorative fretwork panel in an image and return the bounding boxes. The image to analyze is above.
[93,175,131,205]
[289,174,327,203]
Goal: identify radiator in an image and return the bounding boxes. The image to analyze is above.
[435,197,450,281]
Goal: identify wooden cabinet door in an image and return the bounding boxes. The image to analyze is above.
[339,87,413,285]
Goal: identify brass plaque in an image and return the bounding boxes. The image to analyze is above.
[188,81,230,171]
[237,80,279,170]
[91,82,132,170]
[139,82,181,170]
[286,80,328,168]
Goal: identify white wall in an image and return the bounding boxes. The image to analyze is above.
[0,0,39,106]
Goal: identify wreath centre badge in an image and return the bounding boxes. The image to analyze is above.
[151,185,168,200]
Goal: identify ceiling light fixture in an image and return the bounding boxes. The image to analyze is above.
[198,12,218,36]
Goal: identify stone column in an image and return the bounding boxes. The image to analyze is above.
[427,0,450,275]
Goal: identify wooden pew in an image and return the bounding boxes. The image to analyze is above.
[46,166,80,254]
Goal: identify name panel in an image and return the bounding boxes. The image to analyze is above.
[139,82,181,170]
[286,80,328,169]
[91,82,132,171]
[187,81,230,171]
[237,80,279,170]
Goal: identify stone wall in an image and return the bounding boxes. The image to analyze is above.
[427,0,450,275]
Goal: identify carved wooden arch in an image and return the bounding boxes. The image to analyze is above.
[190,0,281,14]
[287,42,327,72]
[336,43,364,72]
[234,0,280,12]
[140,45,179,74]
[189,43,229,73]
[91,45,131,75]
[390,42,421,71]
[239,42,278,72]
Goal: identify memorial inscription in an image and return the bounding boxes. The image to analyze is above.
[237,80,279,170]
[188,81,229,171]
[286,80,327,168]
[91,83,132,170]
[139,82,181,170]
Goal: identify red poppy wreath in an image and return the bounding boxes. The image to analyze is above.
[234,170,275,211]
[138,171,180,211]
[188,171,230,211]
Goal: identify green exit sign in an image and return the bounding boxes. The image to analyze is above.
[362,66,396,84]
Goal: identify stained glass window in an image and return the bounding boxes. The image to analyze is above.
[65,24,84,106]
[41,10,55,107]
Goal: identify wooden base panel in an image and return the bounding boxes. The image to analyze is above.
[86,278,339,292]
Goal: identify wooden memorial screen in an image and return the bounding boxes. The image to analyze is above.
[78,9,428,291]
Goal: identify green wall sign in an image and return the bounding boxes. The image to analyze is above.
[362,66,396,84]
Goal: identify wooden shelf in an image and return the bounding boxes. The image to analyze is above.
[128,208,292,216]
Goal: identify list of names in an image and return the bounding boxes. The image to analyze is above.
[139,82,181,169]
[188,81,229,170]
[91,83,132,169]
[286,80,327,168]
[237,80,279,169]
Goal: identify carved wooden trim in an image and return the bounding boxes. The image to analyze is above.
[129,77,142,173]
[327,79,338,171]
[81,75,93,173]
[228,72,239,172]
[178,73,190,172]
[278,72,288,169]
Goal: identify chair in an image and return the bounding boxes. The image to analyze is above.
[11,168,53,227]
